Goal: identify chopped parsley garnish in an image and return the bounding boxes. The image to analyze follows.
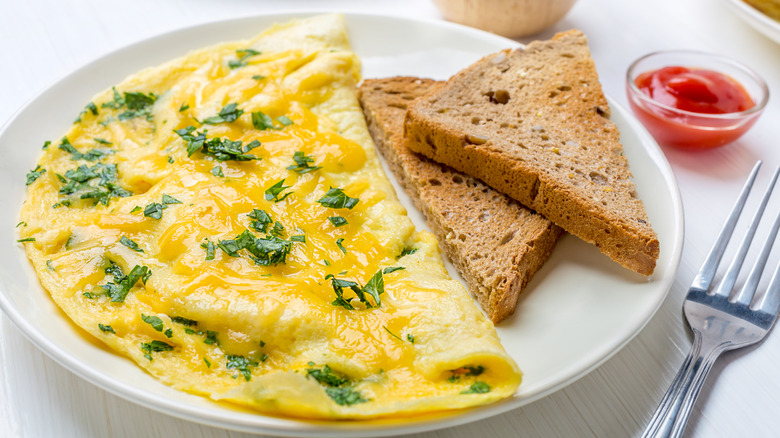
[58,162,132,206]
[42,140,51,150]
[317,188,359,209]
[306,364,349,387]
[143,202,164,219]
[26,165,46,185]
[201,240,216,260]
[167,155,174,164]
[328,216,348,227]
[141,340,174,361]
[248,209,273,233]
[98,323,115,334]
[287,151,321,174]
[461,381,491,394]
[326,387,369,406]
[383,326,403,342]
[228,48,261,69]
[142,195,181,220]
[264,179,292,203]
[174,126,260,161]
[75,102,99,123]
[162,194,182,205]
[179,103,189,112]
[305,363,368,406]
[102,87,157,121]
[203,358,211,368]
[203,330,218,345]
[251,111,291,131]
[130,206,141,214]
[202,103,244,124]
[407,334,415,343]
[252,75,266,80]
[211,166,224,177]
[382,266,405,274]
[290,234,306,243]
[94,137,112,145]
[141,314,164,332]
[17,238,35,242]
[399,247,418,257]
[218,230,293,266]
[119,236,144,252]
[226,354,259,381]
[269,221,284,237]
[15,221,26,228]
[171,316,198,327]
[327,270,385,309]
[46,260,56,271]
[102,263,151,303]
[336,238,347,254]
[59,137,113,162]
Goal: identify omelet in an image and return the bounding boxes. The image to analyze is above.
[18,14,520,419]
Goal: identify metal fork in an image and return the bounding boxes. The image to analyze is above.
[642,161,780,438]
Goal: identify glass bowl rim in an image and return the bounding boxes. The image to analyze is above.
[626,49,769,121]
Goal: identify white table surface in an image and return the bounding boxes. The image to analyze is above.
[2,0,780,437]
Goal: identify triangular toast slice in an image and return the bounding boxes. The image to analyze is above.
[404,30,659,275]
[359,77,563,323]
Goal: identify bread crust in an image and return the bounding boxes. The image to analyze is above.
[404,30,659,275]
[359,77,563,323]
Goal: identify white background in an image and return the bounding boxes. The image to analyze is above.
[2,0,780,437]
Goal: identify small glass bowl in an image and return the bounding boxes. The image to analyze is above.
[626,50,768,150]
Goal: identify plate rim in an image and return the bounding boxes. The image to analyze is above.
[0,10,684,437]
[725,0,780,44]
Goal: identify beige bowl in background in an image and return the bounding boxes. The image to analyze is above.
[433,0,579,38]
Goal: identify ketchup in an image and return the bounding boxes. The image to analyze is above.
[635,66,755,115]
[628,66,761,149]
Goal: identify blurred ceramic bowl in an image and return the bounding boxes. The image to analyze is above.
[432,0,578,38]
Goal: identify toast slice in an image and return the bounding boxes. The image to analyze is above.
[359,77,563,323]
[404,30,659,275]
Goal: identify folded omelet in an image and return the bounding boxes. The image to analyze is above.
[18,14,520,419]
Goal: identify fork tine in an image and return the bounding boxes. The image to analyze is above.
[732,166,780,305]
[755,256,780,315]
[692,161,762,292]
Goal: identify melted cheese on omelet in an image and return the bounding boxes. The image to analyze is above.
[18,14,520,419]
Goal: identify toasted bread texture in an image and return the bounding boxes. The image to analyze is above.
[404,30,659,275]
[359,77,563,323]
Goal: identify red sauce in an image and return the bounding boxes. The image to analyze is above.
[628,66,761,149]
[635,66,755,115]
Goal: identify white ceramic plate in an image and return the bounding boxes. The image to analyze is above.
[725,0,780,45]
[0,12,683,437]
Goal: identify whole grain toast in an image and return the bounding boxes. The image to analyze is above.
[404,30,659,275]
[358,77,563,323]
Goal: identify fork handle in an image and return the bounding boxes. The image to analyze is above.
[641,330,731,438]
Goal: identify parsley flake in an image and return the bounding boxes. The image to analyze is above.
[141,340,174,361]
[202,103,244,124]
[141,314,164,332]
[336,238,347,254]
[102,263,151,303]
[211,166,224,177]
[59,137,113,162]
[328,216,348,227]
[99,323,115,334]
[26,165,46,185]
[228,48,261,69]
[264,179,292,203]
[174,126,260,161]
[382,266,405,274]
[226,354,259,381]
[143,203,164,219]
[461,381,491,394]
[119,236,144,252]
[251,111,291,131]
[317,188,359,209]
[287,151,321,174]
